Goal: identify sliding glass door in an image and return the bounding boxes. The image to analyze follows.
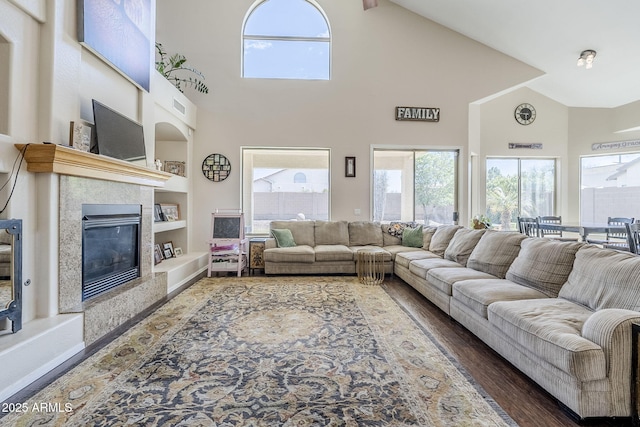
[373,149,458,225]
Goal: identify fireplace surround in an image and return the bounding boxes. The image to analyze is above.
[59,176,166,344]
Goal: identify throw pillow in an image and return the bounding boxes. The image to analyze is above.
[402,225,424,247]
[271,229,297,248]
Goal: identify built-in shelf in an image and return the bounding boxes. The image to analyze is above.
[154,220,186,233]
[154,252,208,293]
[15,143,172,187]
[156,175,188,193]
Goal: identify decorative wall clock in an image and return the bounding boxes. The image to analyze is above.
[514,103,536,125]
[202,153,231,182]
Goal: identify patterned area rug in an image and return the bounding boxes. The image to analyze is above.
[3,276,516,426]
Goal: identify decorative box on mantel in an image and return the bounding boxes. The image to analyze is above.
[15,143,172,187]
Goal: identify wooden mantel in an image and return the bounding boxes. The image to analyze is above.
[15,143,172,187]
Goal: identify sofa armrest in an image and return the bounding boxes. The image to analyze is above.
[581,309,640,415]
[265,238,277,250]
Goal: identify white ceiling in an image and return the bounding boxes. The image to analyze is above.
[389,0,640,109]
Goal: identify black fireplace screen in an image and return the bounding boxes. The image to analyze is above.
[82,204,141,301]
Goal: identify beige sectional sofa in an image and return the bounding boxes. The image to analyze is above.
[264,220,640,421]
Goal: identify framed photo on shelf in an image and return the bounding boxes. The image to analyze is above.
[162,241,175,259]
[159,203,180,221]
[174,247,183,257]
[154,204,165,222]
[164,160,186,177]
[154,244,163,265]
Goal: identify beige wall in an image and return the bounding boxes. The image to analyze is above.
[156,0,543,250]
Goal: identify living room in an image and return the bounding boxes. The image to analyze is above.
[1,0,640,424]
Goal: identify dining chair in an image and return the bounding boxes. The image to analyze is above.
[517,217,538,237]
[588,217,634,250]
[625,222,640,254]
[536,216,577,241]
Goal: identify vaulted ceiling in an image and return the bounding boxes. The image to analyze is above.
[389,0,640,109]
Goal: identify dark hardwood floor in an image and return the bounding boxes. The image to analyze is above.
[2,275,632,426]
[382,277,629,427]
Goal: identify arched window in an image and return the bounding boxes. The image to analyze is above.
[242,0,330,80]
[294,172,307,183]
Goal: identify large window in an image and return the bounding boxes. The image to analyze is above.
[580,152,640,223]
[485,158,556,230]
[242,0,330,80]
[242,148,330,234]
[373,150,458,225]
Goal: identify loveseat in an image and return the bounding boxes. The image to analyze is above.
[264,220,640,421]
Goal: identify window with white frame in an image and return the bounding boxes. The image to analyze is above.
[580,152,640,223]
[485,158,556,230]
[242,0,330,80]
[242,148,330,234]
[373,149,458,225]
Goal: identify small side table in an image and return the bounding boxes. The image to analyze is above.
[356,248,386,286]
[249,238,267,274]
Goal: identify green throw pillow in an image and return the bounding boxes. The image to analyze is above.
[402,225,423,248]
[271,228,297,248]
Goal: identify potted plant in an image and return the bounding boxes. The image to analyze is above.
[155,42,209,94]
[471,214,492,229]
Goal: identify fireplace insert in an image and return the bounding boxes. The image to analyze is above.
[82,204,141,301]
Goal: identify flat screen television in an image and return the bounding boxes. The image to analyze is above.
[91,99,147,163]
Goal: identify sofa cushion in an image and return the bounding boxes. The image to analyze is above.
[559,245,640,311]
[402,225,424,248]
[270,221,315,247]
[444,228,486,266]
[506,238,583,297]
[383,245,428,261]
[350,246,392,262]
[408,258,462,279]
[488,298,606,382]
[428,225,463,257]
[314,245,354,262]
[263,245,315,263]
[421,226,438,250]
[426,267,496,297]
[314,221,349,246]
[271,228,296,248]
[467,231,526,279]
[452,278,548,319]
[349,221,384,247]
[394,250,439,268]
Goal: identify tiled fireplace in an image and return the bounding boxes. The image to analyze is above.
[58,175,166,344]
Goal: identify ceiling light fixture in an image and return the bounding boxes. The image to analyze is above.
[577,49,597,69]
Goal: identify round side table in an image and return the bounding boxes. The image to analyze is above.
[356,248,386,285]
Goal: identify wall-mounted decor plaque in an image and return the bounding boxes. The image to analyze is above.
[395,106,440,122]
